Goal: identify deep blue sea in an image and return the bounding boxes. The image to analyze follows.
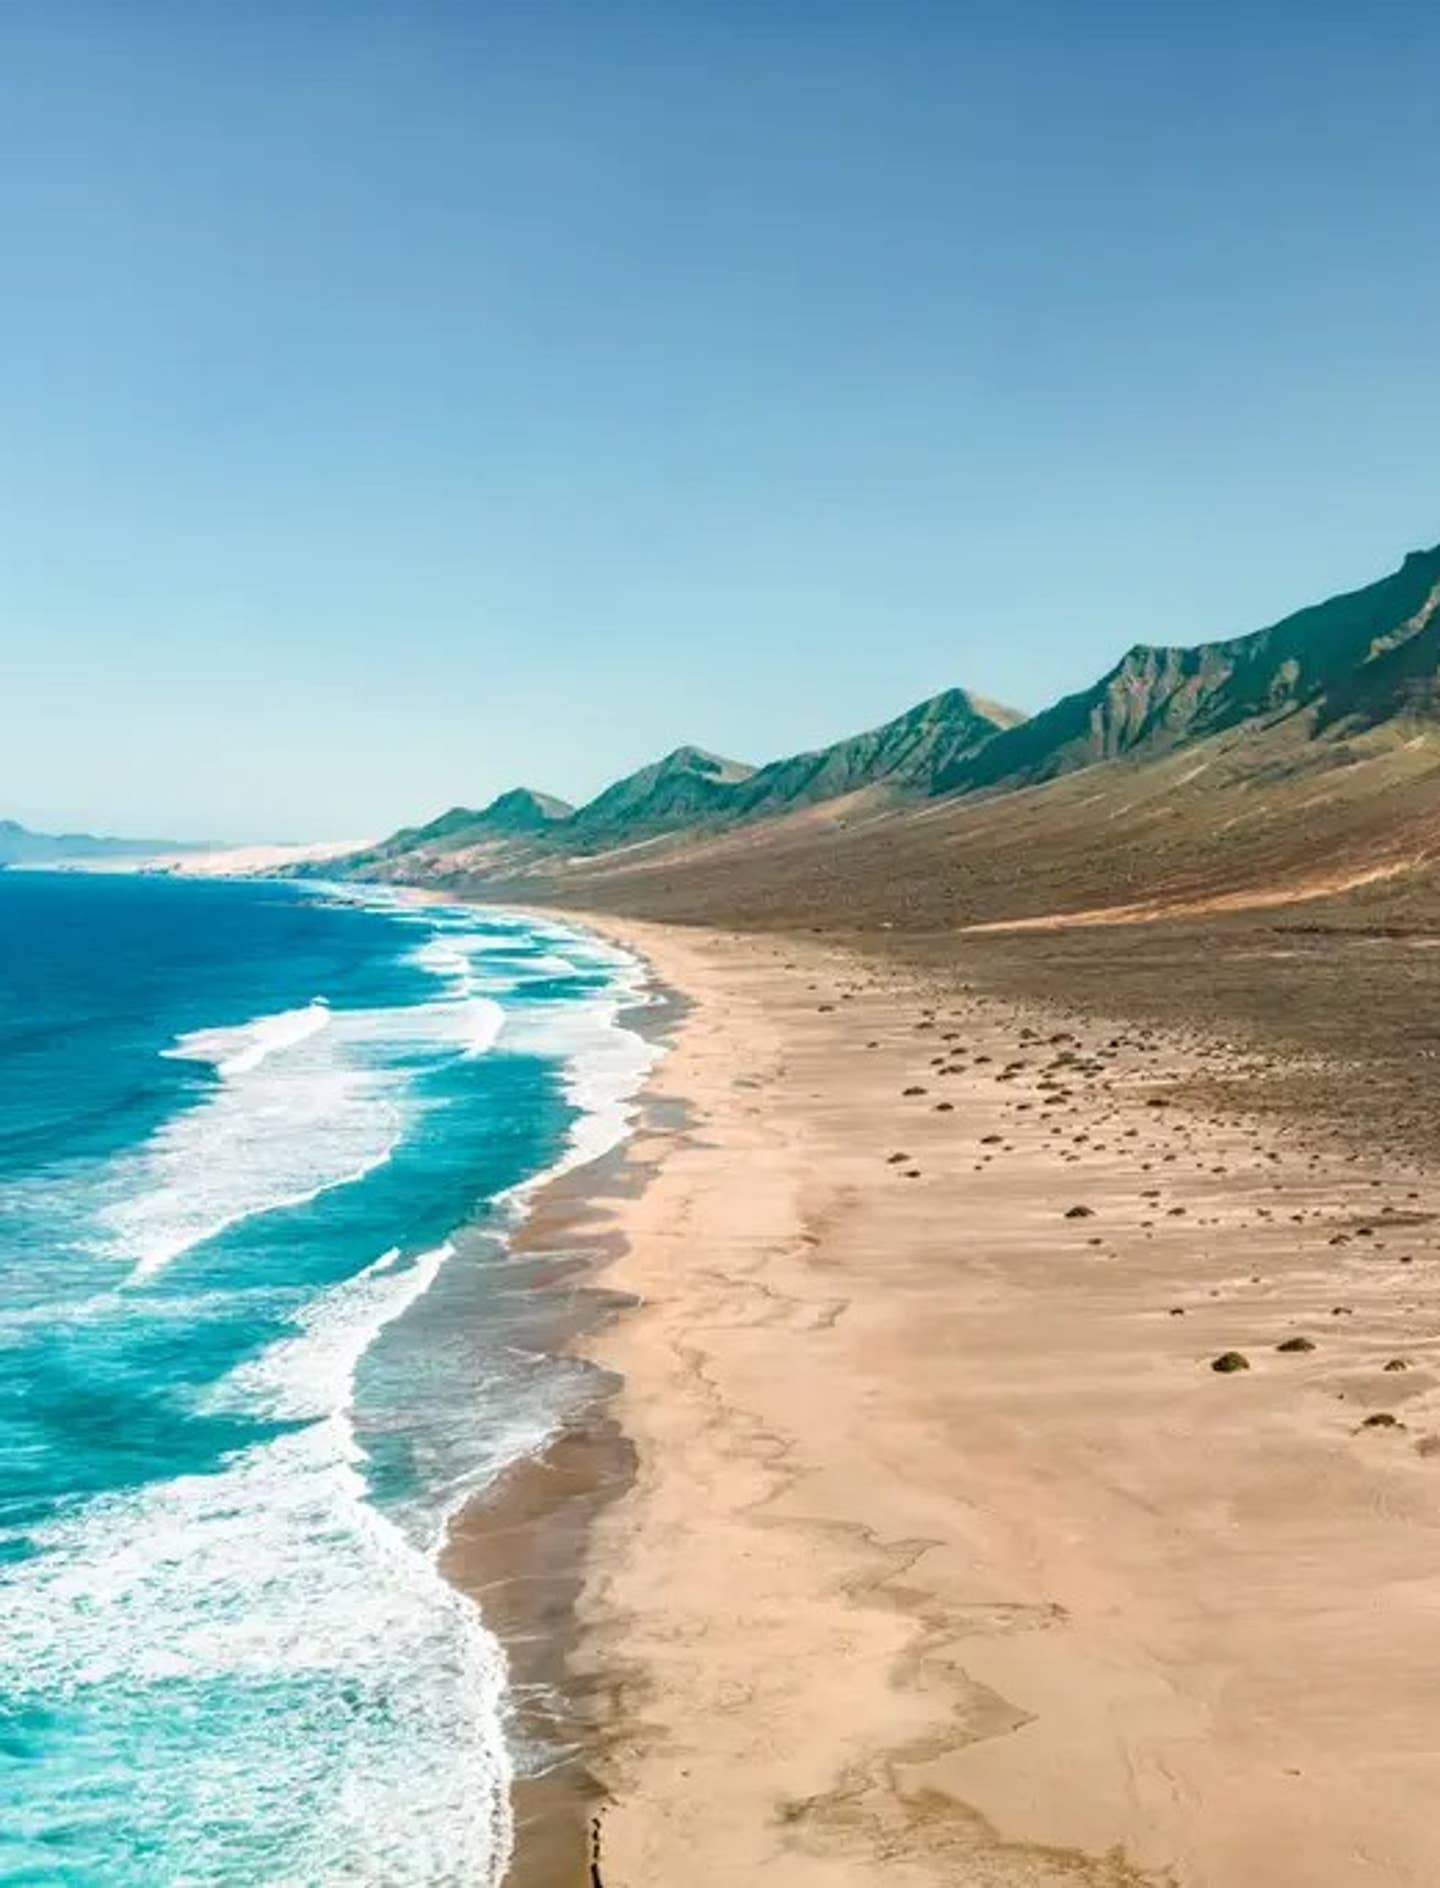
[0,871,654,1886]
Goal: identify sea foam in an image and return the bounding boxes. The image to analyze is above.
[107,982,503,1284]
[163,997,332,1077]
[2,1241,514,1885]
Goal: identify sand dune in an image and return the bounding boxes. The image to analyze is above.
[136,838,370,876]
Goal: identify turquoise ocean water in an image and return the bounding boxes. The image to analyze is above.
[0,871,654,1885]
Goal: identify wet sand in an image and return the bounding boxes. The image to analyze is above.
[443,1417,624,1887]
[555,917,1440,1886]
[436,973,685,1887]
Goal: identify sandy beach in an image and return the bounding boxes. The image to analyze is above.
[500,915,1440,1887]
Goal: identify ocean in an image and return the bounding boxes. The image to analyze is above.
[0,870,655,1885]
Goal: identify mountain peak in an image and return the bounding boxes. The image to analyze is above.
[895,686,1027,732]
[566,745,754,848]
[478,787,574,831]
[728,684,1023,819]
[652,745,755,785]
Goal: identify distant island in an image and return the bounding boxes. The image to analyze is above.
[0,824,365,878]
[0,819,200,868]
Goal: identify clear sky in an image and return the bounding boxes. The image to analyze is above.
[6,0,1440,841]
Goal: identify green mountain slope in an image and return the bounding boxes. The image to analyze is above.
[728,688,1022,818]
[942,544,1440,795]
[564,746,754,849]
[331,787,573,873]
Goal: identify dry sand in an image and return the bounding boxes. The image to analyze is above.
[558,917,1440,1887]
[130,839,368,875]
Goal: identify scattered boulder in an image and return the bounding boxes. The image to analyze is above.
[1276,1336,1315,1354]
[1211,1351,1250,1374]
[1064,1205,1094,1220]
[1361,1412,1399,1428]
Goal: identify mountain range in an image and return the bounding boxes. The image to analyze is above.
[315,541,1440,929]
[0,820,195,868]
[325,684,1028,883]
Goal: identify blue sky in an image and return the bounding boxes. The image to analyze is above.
[6,0,1440,840]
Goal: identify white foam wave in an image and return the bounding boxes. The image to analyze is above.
[408,936,471,988]
[400,902,662,1187]
[163,998,332,1077]
[103,899,657,1288]
[109,1047,404,1286]
[3,1241,514,1884]
[212,1240,451,1423]
[110,996,494,1285]
[511,950,583,979]
[408,933,507,1060]
[493,939,660,1202]
[463,996,505,1058]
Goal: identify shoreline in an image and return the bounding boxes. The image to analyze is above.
[438,1158,649,1887]
[298,880,680,1885]
[436,922,688,1887]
